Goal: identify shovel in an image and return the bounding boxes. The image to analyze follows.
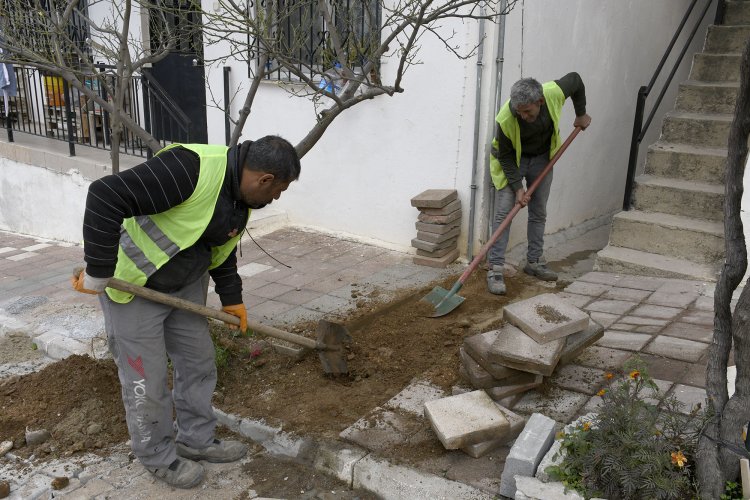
[422,127,582,317]
[105,277,352,375]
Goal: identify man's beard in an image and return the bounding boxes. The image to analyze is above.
[248,202,267,209]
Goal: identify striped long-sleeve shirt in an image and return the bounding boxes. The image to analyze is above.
[83,146,246,305]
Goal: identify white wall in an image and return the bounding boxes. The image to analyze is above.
[202,0,713,257]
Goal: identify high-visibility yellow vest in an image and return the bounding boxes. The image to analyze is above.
[489,81,566,190]
[106,143,250,303]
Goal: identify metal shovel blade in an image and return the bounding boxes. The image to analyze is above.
[420,286,465,317]
[316,319,352,375]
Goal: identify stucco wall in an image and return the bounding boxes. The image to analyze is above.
[203,0,712,257]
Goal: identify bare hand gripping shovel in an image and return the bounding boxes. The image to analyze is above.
[105,277,352,375]
[422,127,582,317]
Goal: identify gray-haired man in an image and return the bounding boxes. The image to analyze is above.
[487,73,591,295]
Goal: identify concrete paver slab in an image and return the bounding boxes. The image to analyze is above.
[587,311,620,328]
[557,292,594,308]
[410,189,458,208]
[384,379,446,416]
[514,388,588,424]
[681,309,714,327]
[596,331,653,351]
[463,330,527,380]
[503,293,589,343]
[550,364,606,395]
[661,321,712,344]
[574,345,632,371]
[498,413,557,498]
[646,291,699,309]
[631,304,684,320]
[602,287,652,302]
[584,299,638,315]
[669,384,707,414]
[644,335,709,363]
[559,319,605,365]
[488,324,565,377]
[563,281,611,297]
[424,390,510,449]
[340,407,424,451]
[486,374,544,401]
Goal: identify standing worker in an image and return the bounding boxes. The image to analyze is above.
[486,73,592,295]
[72,136,301,488]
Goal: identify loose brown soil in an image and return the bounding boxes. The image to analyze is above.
[0,269,560,462]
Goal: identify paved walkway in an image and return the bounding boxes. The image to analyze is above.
[0,225,728,499]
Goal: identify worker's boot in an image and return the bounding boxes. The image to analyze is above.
[148,457,204,489]
[176,438,247,463]
[486,265,506,295]
[523,259,558,282]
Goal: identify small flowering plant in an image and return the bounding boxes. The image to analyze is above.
[546,357,706,499]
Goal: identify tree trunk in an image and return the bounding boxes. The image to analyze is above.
[697,37,750,498]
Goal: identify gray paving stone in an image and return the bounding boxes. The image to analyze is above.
[463,330,526,380]
[584,299,638,316]
[587,311,620,328]
[384,379,446,416]
[563,281,611,297]
[615,275,665,291]
[643,379,674,406]
[596,331,653,351]
[602,287,652,302]
[559,319,605,365]
[514,387,589,423]
[630,304,683,320]
[661,322,713,344]
[498,413,557,498]
[503,293,589,343]
[340,407,423,451]
[302,294,351,313]
[577,271,620,285]
[424,391,510,449]
[461,405,526,458]
[656,279,705,294]
[33,331,90,359]
[488,323,564,377]
[612,315,669,327]
[681,310,714,327]
[550,364,606,395]
[646,291,699,309]
[574,345,632,371]
[312,440,369,484]
[644,335,709,363]
[411,188,458,208]
[693,296,714,311]
[272,306,327,326]
[580,394,604,414]
[556,292,594,308]
[670,384,707,414]
[460,348,496,389]
[486,374,544,401]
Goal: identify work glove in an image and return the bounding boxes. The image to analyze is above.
[221,303,248,332]
[71,268,109,294]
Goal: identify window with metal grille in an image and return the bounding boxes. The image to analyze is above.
[250,0,381,83]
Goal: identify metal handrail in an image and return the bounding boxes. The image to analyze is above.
[622,0,723,210]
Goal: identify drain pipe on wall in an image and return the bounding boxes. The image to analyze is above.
[467,1,507,260]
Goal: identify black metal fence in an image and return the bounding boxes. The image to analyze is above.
[0,64,191,158]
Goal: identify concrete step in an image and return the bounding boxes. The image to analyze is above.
[632,174,724,221]
[675,80,739,114]
[725,1,750,25]
[594,245,719,282]
[690,53,742,82]
[645,142,726,183]
[609,210,724,265]
[661,111,732,148]
[705,25,750,53]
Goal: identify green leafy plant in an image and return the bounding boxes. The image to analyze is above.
[721,480,744,500]
[545,357,706,499]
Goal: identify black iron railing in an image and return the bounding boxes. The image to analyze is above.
[622,0,726,210]
[0,63,191,158]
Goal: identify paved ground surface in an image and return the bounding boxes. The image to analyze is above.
[0,223,730,499]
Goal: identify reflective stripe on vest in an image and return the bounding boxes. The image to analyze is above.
[489,81,565,190]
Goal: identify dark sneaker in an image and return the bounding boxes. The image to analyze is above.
[176,439,247,463]
[523,260,558,281]
[486,266,506,295]
[148,457,204,489]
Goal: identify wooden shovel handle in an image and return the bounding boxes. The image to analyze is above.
[107,277,318,350]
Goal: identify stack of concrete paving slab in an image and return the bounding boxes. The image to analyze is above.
[410,189,461,268]
[461,293,604,402]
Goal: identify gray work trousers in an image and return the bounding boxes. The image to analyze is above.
[99,274,217,468]
[488,153,553,268]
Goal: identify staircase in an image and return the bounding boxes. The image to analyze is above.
[595,1,750,282]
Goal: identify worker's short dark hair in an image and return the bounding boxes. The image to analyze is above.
[510,78,543,111]
[241,136,301,183]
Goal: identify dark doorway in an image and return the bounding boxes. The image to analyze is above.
[148,0,207,143]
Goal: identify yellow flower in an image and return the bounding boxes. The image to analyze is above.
[556,431,565,440]
[597,389,607,397]
[582,422,591,431]
[629,370,640,380]
[671,450,687,468]
[605,372,614,380]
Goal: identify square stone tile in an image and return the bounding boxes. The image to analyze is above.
[574,345,631,371]
[237,262,274,277]
[656,279,705,294]
[513,387,588,423]
[584,299,638,315]
[385,380,446,416]
[550,364,606,395]
[613,316,669,327]
[615,275,665,291]
[503,293,589,343]
[630,304,683,320]
[556,292,594,309]
[596,331,653,351]
[424,391,510,449]
[681,310,714,327]
[559,319,605,365]
[463,330,526,380]
[488,324,564,376]
[486,374,544,401]
[628,353,695,384]
[693,296,714,311]
[642,379,674,406]
[563,281,611,297]
[646,291,699,309]
[587,312,620,328]
[602,287,652,302]
[643,335,709,363]
[252,282,297,299]
[340,407,424,451]
[580,395,604,414]
[669,384,707,414]
[661,322,712,344]
[577,271,621,285]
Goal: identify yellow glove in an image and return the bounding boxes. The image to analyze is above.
[221,304,248,332]
[71,268,109,294]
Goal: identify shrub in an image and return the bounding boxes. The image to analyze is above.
[545,357,706,499]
